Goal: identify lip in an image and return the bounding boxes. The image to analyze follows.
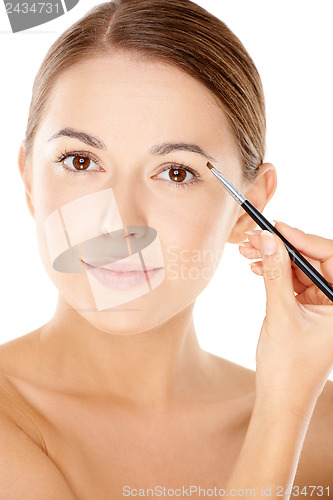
[82,261,164,290]
[83,260,159,272]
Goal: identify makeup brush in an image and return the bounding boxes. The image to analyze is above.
[206,161,333,302]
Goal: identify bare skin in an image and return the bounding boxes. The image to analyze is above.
[0,331,332,499]
[1,52,332,498]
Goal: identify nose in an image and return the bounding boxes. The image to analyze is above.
[79,225,156,266]
[99,176,151,258]
[124,225,149,239]
[100,176,146,234]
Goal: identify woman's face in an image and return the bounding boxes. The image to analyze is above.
[25,51,248,334]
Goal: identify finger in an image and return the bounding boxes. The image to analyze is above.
[245,225,333,286]
[275,222,333,286]
[240,238,317,287]
[241,245,311,291]
[239,243,317,286]
[273,221,333,262]
[239,243,262,260]
[250,261,308,294]
[296,283,333,306]
[251,251,333,306]
[292,274,308,294]
[244,236,312,272]
[260,230,297,317]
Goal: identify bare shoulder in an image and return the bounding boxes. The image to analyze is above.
[0,330,47,441]
[205,351,256,399]
[0,329,41,377]
[0,334,77,499]
[0,397,77,499]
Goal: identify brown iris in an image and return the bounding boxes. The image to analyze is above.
[169,167,186,183]
[73,155,91,170]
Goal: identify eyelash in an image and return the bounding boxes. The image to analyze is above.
[54,149,102,175]
[157,165,201,189]
[53,150,201,189]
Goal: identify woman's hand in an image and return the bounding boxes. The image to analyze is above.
[238,221,333,415]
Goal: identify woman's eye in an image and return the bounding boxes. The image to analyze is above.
[62,154,100,172]
[54,151,102,173]
[155,165,199,187]
[54,154,200,187]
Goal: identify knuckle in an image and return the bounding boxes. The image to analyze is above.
[263,267,282,280]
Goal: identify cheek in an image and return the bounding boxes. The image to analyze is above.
[159,195,235,288]
[35,218,96,314]
[161,193,234,257]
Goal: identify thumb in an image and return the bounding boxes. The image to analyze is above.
[260,230,296,316]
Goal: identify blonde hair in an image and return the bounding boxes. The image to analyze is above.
[25,0,266,182]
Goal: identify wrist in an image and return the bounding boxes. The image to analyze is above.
[252,392,317,423]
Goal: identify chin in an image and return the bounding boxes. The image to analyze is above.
[79,307,167,336]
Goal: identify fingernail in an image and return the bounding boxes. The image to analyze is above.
[239,240,251,247]
[273,219,289,226]
[261,230,277,255]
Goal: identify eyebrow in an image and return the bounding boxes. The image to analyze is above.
[149,143,216,162]
[48,128,106,149]
[48,127,216,162]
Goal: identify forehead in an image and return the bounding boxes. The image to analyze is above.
[37,52,239,159]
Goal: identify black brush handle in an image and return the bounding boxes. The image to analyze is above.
[241,200,333,302]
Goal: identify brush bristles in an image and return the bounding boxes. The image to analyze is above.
[206,161,214,170]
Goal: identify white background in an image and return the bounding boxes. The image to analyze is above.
[0,1,332,380]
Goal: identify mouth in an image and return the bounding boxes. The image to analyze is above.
[81,260,164,290]
[82,260,159,272]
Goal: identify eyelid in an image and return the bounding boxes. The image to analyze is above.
[54,149,105,173]
[158,163,200,178]
[153,163,202,189]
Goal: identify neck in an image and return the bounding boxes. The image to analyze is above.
[38,296,212,409]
